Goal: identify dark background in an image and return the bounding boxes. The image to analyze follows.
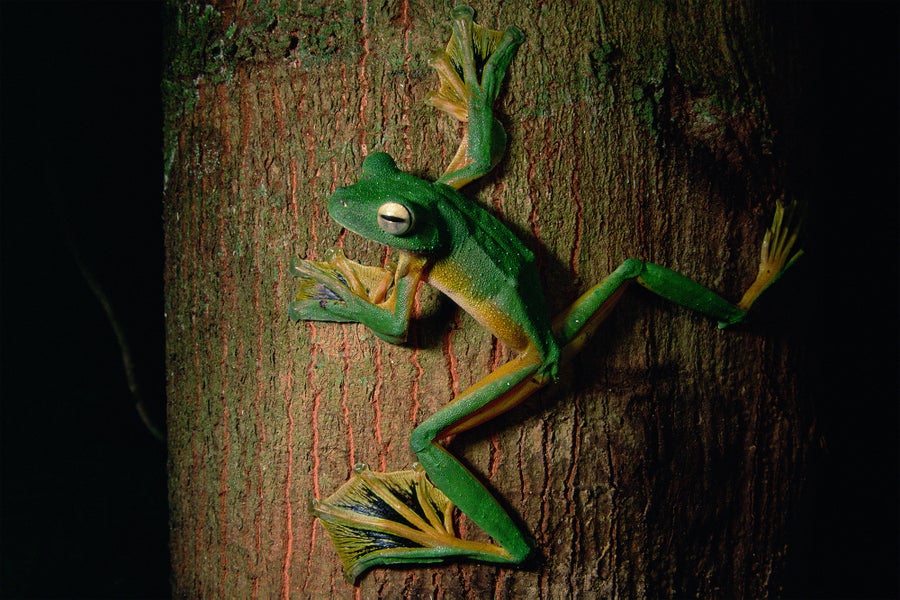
[0,2,896,598]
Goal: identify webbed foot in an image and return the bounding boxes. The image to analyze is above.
[426,5,525,188]
[736,199,804,312]
[426,6,523,122]
[313,463,510,580]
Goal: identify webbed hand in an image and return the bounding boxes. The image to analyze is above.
[290,249,423,344]
[734,199,804,316]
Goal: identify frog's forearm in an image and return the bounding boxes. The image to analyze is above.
[326,266,422,344]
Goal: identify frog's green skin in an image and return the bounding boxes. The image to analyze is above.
[290,5,802,581]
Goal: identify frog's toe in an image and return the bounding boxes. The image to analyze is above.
[425,51,469,122]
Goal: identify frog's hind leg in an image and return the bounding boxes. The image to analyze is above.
[313,355,544,580]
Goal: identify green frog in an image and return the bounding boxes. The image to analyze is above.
[289,5,801,580]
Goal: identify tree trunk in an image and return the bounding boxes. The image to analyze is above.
[164,1,810,597]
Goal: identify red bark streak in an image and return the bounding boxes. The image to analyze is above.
[252,237,264,600]
[289,156,299,236]
[280,357,295,599]
[408,288,425,424]
[240,72,252,160]
[217,83,232,156]
[487,338,505,480]
[399,0,413,166]
[570,155,583,278]
[303,322,323,596]
[217,197,232,593]
[340,325,357,468]
[308,323,322,499]
[357,0,371,155]
[444,314,462,399]
[373,342,386,471]
[272,80,285,139]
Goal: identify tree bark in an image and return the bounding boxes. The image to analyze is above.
[164,1,810,597]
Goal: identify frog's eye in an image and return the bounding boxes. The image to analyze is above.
[377,202,414,235]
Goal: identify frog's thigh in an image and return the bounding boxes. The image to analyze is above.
[411,352,542,450]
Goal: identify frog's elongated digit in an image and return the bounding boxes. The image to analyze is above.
[289,5,803,580]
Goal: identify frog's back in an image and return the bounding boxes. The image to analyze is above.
[425,183,556,357]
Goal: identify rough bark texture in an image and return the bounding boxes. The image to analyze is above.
[164,1,810,597]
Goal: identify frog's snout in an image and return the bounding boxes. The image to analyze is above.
[330,187,350,208]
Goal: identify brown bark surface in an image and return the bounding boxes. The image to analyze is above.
[164,1,810,597]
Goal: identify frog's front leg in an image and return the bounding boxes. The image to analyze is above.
[427,6,525,189]
[289,249,424,344]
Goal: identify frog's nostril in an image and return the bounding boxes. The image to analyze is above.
[331,188,350,207]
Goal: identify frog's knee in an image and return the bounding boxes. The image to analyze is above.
[620,258,646,279]
[410,424,436,454]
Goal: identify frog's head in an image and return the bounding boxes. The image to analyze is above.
[328,152,448,254]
